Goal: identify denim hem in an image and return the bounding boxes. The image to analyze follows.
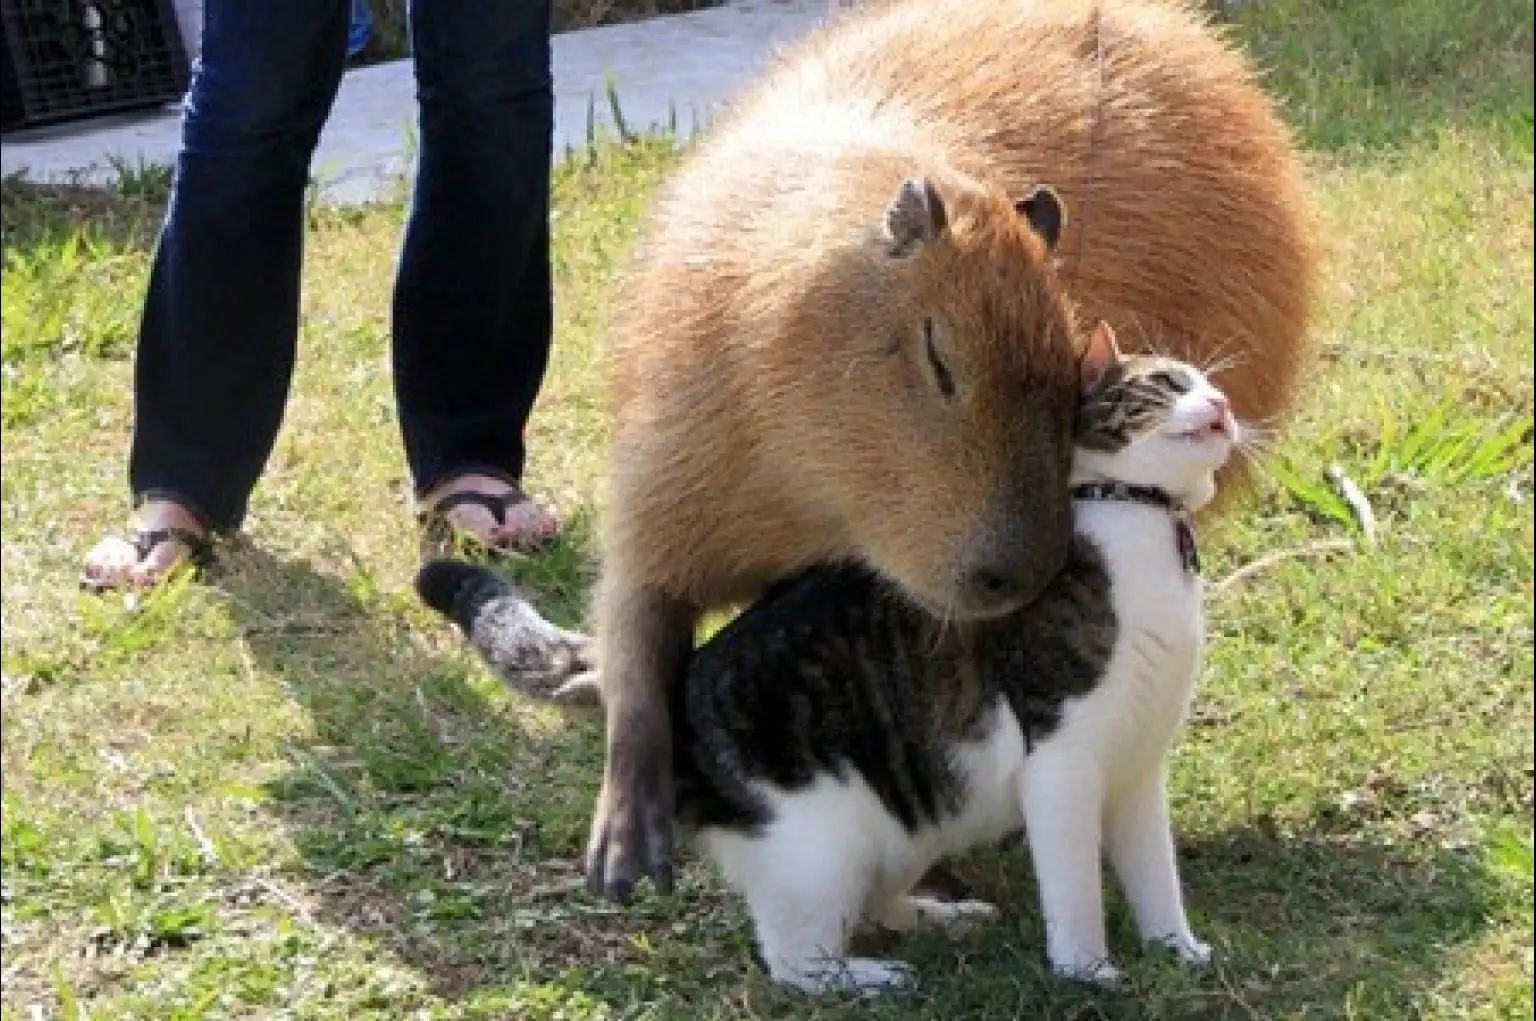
[415,464,524,503]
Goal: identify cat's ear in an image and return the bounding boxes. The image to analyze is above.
[1079,320,1121,392]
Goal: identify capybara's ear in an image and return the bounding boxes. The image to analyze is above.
[885,177,949,257]
[1015,185,1066,251]
[1079,320,1121,392]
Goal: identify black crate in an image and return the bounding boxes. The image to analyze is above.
[1,29,24,130]
[1,0,189,132]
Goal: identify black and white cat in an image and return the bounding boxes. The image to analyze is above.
[417,322,1241,994]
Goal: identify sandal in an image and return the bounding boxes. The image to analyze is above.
[78,526,214,592]
[418,486,560,559]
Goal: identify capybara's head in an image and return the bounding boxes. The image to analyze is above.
[782,174,1086,620]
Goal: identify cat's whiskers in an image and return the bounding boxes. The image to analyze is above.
[1202,351,1250,381]
[1139,331,1175,360]
[1235,409,1284,432]
[1196,333,1250,380]
[928,594,958,655]
[1238,427,1276,450]
[1231,419,1277,467]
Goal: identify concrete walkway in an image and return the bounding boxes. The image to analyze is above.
[0,0,836,204]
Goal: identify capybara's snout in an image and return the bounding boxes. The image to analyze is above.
[953,490,1074,618]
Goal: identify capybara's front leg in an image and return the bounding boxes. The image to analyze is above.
[585,577,696,901]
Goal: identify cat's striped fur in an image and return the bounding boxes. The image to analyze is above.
[417,326,1239,993]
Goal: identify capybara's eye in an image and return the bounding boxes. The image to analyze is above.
[922,319,956,401]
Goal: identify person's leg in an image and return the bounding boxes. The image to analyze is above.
[83,0,351,588]
[394,0,558,550]
[134,0,353,528]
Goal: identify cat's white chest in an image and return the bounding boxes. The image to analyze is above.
[1047,505,1205,788]
[949,704,1032,843]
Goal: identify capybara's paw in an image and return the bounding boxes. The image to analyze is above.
[584,748,675,902]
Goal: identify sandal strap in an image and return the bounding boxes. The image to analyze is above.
[130,526,213,565]
[417,485,559,558]
[418,490,520,528]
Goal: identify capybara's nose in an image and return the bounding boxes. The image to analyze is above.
[961,561,1032,616]
[957,520,1070,619]
[971,566,1024,600]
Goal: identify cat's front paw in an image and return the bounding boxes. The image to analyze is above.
[837,957,917,994]
[1052,955,1123,989]
[1161,933,1213,967]
[1140,927,1213,967]
[782,957,917,996]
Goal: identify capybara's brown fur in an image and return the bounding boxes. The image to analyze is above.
[586,0,1318,898]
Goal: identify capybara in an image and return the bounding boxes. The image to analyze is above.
[585,0,1318,899]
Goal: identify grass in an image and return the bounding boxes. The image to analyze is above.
[2,0,1532,1018]
[358,0,723,64]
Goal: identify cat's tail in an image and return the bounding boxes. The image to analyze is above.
[414,559,601,706]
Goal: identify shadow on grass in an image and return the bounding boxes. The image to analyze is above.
[1165,826,1501,1017]
[0,175,168,258]
[858,824,1506,1021]
[207,543,1505,1017]
[209,541,714,1002]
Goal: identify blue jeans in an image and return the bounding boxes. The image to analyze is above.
[130,0,554,530]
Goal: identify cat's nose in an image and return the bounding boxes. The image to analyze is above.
[1202,394,1232,433]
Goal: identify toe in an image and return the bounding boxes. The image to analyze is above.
[82,536,140,586]
[423,476,559,551]
[495,497,559,547]
[443,502,502,545]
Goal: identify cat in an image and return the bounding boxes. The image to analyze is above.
[415,321,1242,994]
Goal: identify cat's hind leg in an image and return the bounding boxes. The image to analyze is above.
[1104,768,1211,966]
[742,859,916,994]
[1018,750,1121,986]
[702,789,916,995]
[869,893,1001,937]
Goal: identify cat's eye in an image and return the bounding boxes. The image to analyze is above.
[1149,370,1191,395]
[922,319,956,400]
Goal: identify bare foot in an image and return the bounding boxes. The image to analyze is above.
[80,500,210,591]
[419,475,560,552]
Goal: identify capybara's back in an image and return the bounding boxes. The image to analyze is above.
[610,0,1315,481]
[727,0,1317,442]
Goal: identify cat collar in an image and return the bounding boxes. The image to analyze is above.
[1069,481,1201,575]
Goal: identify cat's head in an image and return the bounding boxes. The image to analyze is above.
[1070,323,1242,511]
